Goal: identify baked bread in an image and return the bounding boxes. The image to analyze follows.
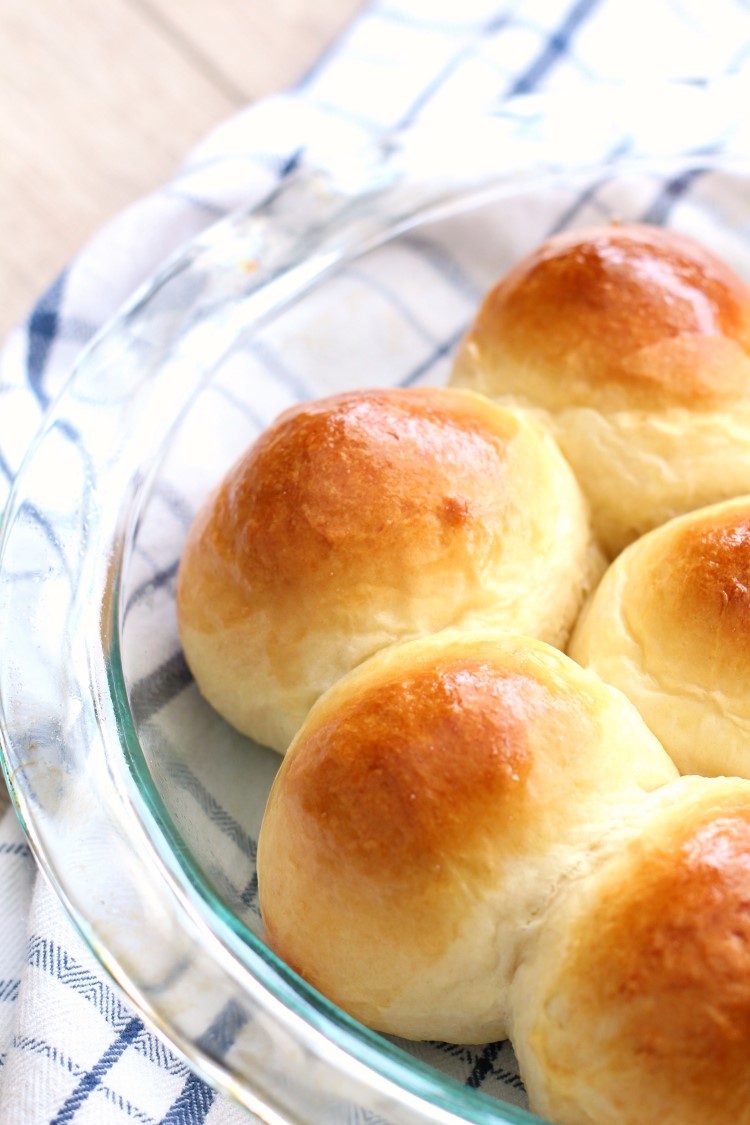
[257,630,677,1044]
[449,222,750,557]
[176,386,601,753]
[512,774,750,1125]
[568,495,750,778]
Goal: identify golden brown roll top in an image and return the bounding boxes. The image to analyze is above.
[632,501,750,685]
[257,630,677,1044]
[512,775,750,1125]
[450,222,750,556]
[452,223,750,413]
[569,495,750,778]
[176,385,600,753]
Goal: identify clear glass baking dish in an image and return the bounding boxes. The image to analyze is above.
[1,78,750,1125]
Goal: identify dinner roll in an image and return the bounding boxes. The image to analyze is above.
[569,495,750,778]
[257,630,677,1043]
[450,222,750,557]
[512,775,750,1125]
[176,386,601,753]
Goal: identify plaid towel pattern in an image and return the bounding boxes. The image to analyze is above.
[3,0,750,1122]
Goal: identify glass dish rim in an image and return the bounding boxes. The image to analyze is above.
[2,77,750,1125]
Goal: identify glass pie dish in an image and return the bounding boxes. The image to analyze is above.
[1,78,750,1125]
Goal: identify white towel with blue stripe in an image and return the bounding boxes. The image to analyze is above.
[3,0,750,1121]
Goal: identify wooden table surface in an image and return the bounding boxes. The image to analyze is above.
[0,0,364,343]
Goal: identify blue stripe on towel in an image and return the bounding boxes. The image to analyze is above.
[49,1016,144,1124]
[26,273,66,410]
[128,649,193,724]
[396,10,514,128]
[0,444,13,488]
[159,1073,215,1125]
[196,1000,249,1058]
[0,979,20,1002]
[28,938,134,1030]
[506,0,602,96]
[166,763,258,864]
[642,165,712,225]
[157,1001,250,1124]
[28,938,189,1077]
[399,327,466,387]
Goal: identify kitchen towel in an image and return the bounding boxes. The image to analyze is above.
[3,0,750,1122]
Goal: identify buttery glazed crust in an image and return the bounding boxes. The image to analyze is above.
[568,495,750,778]
[454,223,750,411]
[176,386,600,752]
[257,631,677,1043]
[450,223,750,556]
[512,776,750,1125]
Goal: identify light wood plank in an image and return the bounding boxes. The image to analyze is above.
[0,0,363,341]
[0,0,237,338]
[134,0,366,103]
